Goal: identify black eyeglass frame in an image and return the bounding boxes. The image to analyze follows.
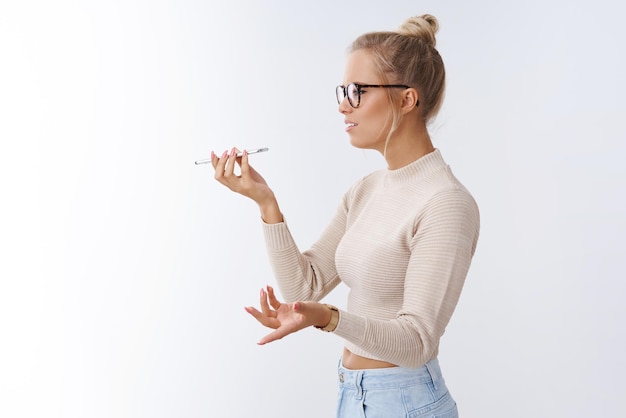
[336,83,411,108]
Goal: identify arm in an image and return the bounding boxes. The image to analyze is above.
[333,189,480,368]
[212,146,347,301]
[211,148,344,340]
[262,196,348,302]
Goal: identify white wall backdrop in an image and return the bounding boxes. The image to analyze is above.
[1,1,625,417]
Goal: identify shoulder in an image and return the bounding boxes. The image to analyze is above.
[404,163,480,236]
[415,178,480,245]
[423,184,479,222]
[341,169,385,207]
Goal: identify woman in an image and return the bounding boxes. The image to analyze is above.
[210,14,479,418]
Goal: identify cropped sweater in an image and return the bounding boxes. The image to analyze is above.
[262,149,480,368]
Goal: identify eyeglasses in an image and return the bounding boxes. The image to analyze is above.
[336,83,410,108]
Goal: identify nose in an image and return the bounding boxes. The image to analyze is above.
[338,96,352,114]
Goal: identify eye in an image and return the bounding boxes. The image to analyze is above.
[354,85,368,95]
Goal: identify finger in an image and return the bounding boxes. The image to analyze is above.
[210,151,217,168]
[245,306,280,329]
[244,306,275,328]
[244,305,264,322]
[240,149,250,178]
[213,150,228,180]
[259,288,273,317]
[266,285,281,310]
[258,328,288,345]
[223,147,240,178]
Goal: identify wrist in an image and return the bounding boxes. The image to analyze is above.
[315,304,339,332]
[259,196,283,224]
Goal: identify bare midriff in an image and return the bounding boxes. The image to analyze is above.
[342,347,397,370]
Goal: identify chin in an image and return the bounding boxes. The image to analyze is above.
[349,135,367,148]
[349,136,380,152]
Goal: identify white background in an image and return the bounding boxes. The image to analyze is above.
[1,1,625,417]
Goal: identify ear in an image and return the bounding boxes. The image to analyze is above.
[400,88,419,114]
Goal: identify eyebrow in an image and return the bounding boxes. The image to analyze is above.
[341,81,376,86]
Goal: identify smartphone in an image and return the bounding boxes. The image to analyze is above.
[194,147,269,165]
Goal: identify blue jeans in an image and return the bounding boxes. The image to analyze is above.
[336,358,458,418]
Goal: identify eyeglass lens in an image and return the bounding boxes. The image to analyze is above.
[336,84,360,108]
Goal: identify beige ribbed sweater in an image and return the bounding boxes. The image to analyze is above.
[262,149,480,368]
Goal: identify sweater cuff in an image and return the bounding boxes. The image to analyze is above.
[333,310,366,345]
[261,219,296,250]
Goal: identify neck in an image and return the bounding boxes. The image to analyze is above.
[382,123,434,170]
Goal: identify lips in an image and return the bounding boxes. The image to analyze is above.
[345,120,358,130]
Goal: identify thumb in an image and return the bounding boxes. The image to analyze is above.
[292,301,306,312]
[293,301,318,327]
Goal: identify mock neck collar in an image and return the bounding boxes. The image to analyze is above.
[384,149,446,184]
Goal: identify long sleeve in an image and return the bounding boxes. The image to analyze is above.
[261,196,349,302]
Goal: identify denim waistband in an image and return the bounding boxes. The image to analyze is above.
[337,358,444,391]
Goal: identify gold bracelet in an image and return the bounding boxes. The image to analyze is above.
[315,304,339,332]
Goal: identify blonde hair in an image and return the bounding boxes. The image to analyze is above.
[349,14,445,145]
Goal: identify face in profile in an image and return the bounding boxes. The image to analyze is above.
[338,49,395,152]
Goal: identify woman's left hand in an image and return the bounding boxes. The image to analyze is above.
[245,286,329,345]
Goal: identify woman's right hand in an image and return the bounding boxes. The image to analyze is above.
[211,147,283,223]
[245,285,332,345]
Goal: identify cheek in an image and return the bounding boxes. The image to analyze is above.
[369,107,393,134]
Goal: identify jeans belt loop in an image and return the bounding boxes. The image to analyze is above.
[425,360,439,390]
[354,371,364,400]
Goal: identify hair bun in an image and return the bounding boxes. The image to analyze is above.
[397,14,439,46]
